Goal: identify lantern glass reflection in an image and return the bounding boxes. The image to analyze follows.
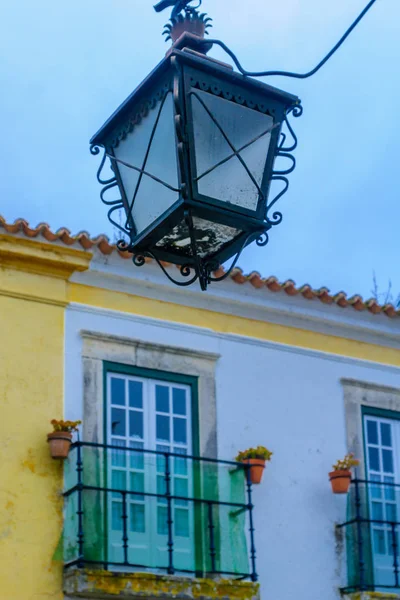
[113,92,179,234]
[191,90,273,211]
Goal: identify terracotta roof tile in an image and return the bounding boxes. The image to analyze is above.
[315,288,334,305]
[348,295,366,311]
[332,292,348,308]
[266,276,281,292]
[365,299,381,315]
[299,284,315,300]
[383,304,397,318]
[231,268,247,285]
[247,271,263,289]
[1,215,399,319]
[282,280,298,297]
[213,266,227,279]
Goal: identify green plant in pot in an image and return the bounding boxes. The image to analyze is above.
[47,419,82,459]
[329,453,359,494]
[236,446,273,484]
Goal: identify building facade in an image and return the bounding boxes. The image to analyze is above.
[2,216,400,600]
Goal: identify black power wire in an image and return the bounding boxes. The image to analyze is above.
[207,0,378,78]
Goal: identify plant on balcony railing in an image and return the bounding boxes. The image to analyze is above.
[47,419,81,459]
[62,442,258,581]
[338,477,400,593]
[236,446,273,484]
[329,453,359,494]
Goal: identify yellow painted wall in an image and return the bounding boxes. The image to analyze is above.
[0,294,64,599]
[70,283,400,368]
[0,236,91,600]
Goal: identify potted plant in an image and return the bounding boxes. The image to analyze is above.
[329,453,359,494]
[47,419,81,459]
[236,446,273,484]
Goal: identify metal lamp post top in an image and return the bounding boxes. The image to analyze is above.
[89,4,303,290]
[88,0,379,290]
[90,43,300,148]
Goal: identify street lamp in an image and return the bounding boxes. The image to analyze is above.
[90,0,302,290]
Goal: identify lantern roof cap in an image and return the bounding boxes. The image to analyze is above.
[90,43,300,147]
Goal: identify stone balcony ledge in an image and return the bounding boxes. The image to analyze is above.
[64,569,260,600]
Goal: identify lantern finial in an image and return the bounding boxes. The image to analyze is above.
[155,0,212,45]
[154,0,203,20]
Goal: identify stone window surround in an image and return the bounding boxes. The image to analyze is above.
[64,333,261,599]
[342,378,400,479]
[81,330,220,459]
[340,380,400,600]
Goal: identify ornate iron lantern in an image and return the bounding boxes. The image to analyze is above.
[90,1,302,290]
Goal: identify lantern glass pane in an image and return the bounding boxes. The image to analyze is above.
[155,216,242,259]
[113,92,179,234]
[191,90,273,212]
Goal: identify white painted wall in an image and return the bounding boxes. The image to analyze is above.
[65,303,400,600]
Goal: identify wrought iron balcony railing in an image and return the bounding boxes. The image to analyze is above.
[339,477,400,593]
[63,442,257,581]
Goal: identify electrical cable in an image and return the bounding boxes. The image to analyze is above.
[206,0,378,78]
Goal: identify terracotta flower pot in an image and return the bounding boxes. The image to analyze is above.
[329,469,351,494]
[243,458,266,484]
[47,431,72,459]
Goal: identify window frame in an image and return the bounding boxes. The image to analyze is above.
[342,379,400,590]
[361,406,400,588]
[103,360,203,572]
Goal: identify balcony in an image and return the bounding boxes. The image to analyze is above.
[339,477,400,595]
[62,442,259,600]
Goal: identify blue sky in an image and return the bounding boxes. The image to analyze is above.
[1,0,398,299]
